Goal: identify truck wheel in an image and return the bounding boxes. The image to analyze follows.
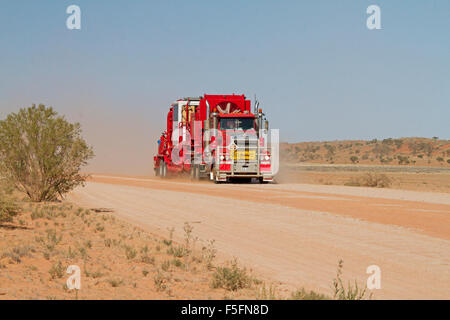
[161,161,167,178]
[259,177,268,184]
[190,164,197,180]
[159,161,164,177]
[164,162,168,178]
[212,168,219,184]
[195,165,200,180]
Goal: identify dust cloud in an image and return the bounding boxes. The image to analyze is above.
[70,106,163,177]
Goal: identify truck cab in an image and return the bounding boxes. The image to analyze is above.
[205,96,272,183]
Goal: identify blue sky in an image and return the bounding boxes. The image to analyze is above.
[0,1,449,173]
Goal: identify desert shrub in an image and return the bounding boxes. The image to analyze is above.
[2,245,35,263]
[107,279,123,288]
[324,144,336,159]
[397,155,410,165]
[332,260,372,300]
[362,173,391,188]
[350,156,359,164]
[345,173,391,188]
[85,270,104,279]
[154,271,167,291]
[141,255,155,264]
[409,142,433,157]
[171,258,184,268]
[36,229,62,251]
[49,261,65,279]
[372,143,392,158]
[125,245,137,260]
[161,260,171,271]
[291,288,329,300]
[0,193,20,223]
[380,156,393,164]
[256,283,278,300]
[84,240,92,249]
[0,104,94,202]
[394,139,403,149]
[168,245,189,258]
[202,239,217,268]
[436,157,444,162]
[344,178,360,187]
[104,238,112,247]
[211,259,250,291]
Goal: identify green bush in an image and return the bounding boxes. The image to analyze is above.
[350,156,359,164]
[167,245,189,258]
[332,260,372,300]
[0,104,94,202]
[211,260,250,291]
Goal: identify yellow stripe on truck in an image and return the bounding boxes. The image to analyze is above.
[231,150,256,160]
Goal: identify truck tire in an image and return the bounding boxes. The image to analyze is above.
[158,161,163,177]
[195,164,201,180]
[212,168,220,184]
[190,164,197,180]
[160,161,167,178]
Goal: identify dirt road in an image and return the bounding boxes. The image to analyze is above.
[68,175,450,299]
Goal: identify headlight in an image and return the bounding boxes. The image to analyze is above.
[264,155,270,161]
[220,155,225,161]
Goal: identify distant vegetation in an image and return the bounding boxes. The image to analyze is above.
[345,173,392,188]
[281,137,450,167]
[0,104,94,202]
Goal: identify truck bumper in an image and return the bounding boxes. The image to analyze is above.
[216,171,273,182]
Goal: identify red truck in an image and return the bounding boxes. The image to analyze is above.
[154,94,274,183]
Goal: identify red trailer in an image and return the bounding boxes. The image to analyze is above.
[154,94,273,183]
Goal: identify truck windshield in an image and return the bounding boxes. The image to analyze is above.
[219,118,254,130]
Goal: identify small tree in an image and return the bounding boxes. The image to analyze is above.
[0,104,94,202]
